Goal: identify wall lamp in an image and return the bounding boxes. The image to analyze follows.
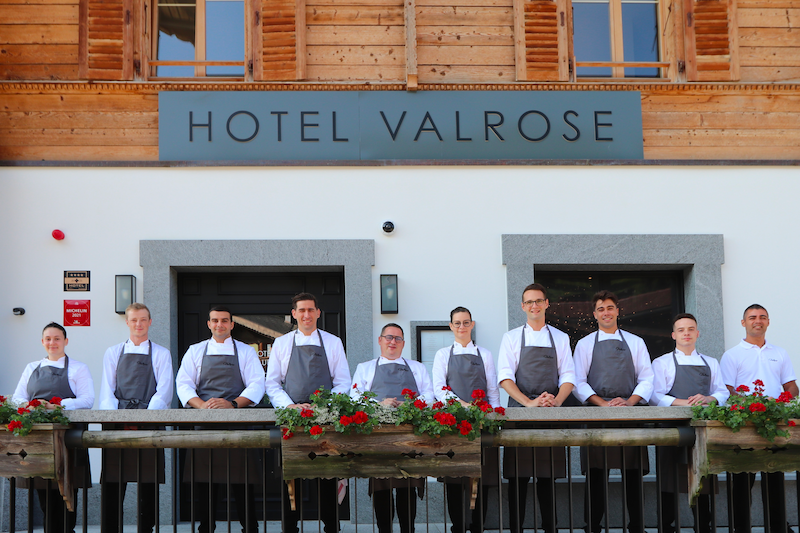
[115,275,136,314]
[380,274,398,314]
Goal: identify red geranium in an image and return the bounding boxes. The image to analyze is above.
[447,398,458,406]
[0,395,6,403]
[749,402,767,413]
[730,404,741,411]
[494,407,506,415]
[17,407,27,415]
[778,391,793,403]
[458,420,472,435]
[413,399,427,410]
[790,421,797,427]
[300,408,315,418]
[28,399,41,408]
[352,383,358,389]
[478,402,491,413]
[402,389,417,398]
[753,379,765,387]
[432,401,444,410]
[471,389,486,400]
[340,415,353,426]
[7,420,22,431]
[352,411,369,424]
[434,412,456,426]
[441,386,452,392]
[281,427,294,440]
[736,385,750,393]
[309,425,323,436]
[50,397,62,406]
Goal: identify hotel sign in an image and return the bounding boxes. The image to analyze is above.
[159,91,643,161]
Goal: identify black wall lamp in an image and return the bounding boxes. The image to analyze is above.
[115,275,136,314]
[380,274,398,314]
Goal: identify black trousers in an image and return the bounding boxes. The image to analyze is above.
[282,478,339,533]
[445,482,490,533]
[732,472,789,533]
[36,488,78,533]
[373,487,418,533]
[660,492,712,533]
[194,483,258,533]
[584,468,643,533]
[101,482,157,533]
[507,478,557,533]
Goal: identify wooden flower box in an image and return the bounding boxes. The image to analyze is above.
[0,424,75,511]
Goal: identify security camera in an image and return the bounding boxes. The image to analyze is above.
[382,221,395,234]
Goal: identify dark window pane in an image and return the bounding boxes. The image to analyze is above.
[206,0,245,76]
[573,2,612,77]
[622,1,660,77]
[157,2,196,77]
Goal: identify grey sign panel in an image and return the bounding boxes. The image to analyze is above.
[159,91,643,161]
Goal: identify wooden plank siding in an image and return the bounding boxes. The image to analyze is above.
[0,0,80,80]
[738,1,800,82]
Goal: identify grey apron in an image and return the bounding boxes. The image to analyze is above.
[370,359,425,495]
[103,341,165,483]
[283,330,333,404]
[445,346,499,486]
[581,331,649,473]
[184,340,262,485]
[659,352,712,493]
[502,327,566,479]
[22,356,91,489]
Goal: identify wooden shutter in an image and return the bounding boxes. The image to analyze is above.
[683,0,739,81]
[79,0,133,80]
[514,0,569,81]
[255,0,305,80]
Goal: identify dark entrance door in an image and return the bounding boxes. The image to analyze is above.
[176,270,348,522]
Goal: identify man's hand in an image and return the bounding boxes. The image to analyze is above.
[288,403,312,410]
[607,397,628,407]
[201,398,234,409]
[380,397,400,408]
[528,392,556,407]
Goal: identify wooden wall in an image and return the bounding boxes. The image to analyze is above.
[738,0,800,83]
[0,0,80,80]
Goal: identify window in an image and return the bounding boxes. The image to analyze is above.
[572,0,663,78]
[152,0,245,78]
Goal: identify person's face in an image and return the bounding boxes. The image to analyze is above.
[207,311,234,342]
[593,298,619,331]
[378,326,405,360]
[742,308,769,338]
[522,290,549,322]
[672,318,699,352]
[126,309,152,340]
[41,327,68,359]
[291,300,321,333]
[449,311,474,339]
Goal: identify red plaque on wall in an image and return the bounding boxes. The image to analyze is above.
[64,300,90,327]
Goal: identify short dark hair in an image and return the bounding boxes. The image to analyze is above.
[42,322,67,339]
[522,283,548,300]
[292,292,319,309]
[381,323,404,336]
[208,306,232,321]
[743,304,768,319]
[672,313,697,329]
[450,307,472,322]
[591,290,619,309]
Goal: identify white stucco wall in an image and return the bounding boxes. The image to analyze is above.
[1,165,798,399]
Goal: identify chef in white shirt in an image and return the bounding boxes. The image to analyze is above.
[573,290,653,533]
[99,303,173,533]
[175,306,265,533]
[497,283,576,533]
[721,304,798,533]
[652,313,728,533]
[265,292,351,533]
[351,323,434,533]
[432,306,500,533]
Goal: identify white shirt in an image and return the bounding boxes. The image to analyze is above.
[573,329,654,403]
[99,339,174,410]
[265,329,351,408]
[720,339,796,398]
[497,324,576,391]
[432,342,501,408]
[651,349,729,407]
[351,356,435,404]
[13,355,95,410]
[176,337,266,406]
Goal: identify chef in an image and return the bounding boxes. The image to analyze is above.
[12,322,94,533]
[432,306,500,533]
[497,283,576,533]
[175,306,265,533]
[651,313,728,533]
[350,323,434,533]
[720,304,798,533]
[573,290,653,533]
[99,303,174,533]
[265,292,351,533]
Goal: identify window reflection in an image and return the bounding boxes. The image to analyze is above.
[622,1,660,77]
[573,1,612,77]
[206,0,245,76]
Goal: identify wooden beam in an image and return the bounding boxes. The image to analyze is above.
[75,429,283,448]
[405,0,417,89]
[513,0,525,80]
[491,428,693,447]
[296,0,306,79]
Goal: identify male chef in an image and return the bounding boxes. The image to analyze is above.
[175,306,265,533]
[432,306,500,533]
[573,290,654,533]
[651,313,728,533]
[351,323,435,533]
[265,292,351,533]
[721,304,798,533]
[497,283,575,533]
[99,303,174,533]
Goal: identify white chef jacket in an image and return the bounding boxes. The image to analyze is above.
[720,339,796,399]
[432,342,501,408]
[265,329,351,408]
[176,337,265,406]
[351,356,435,404]
[497,324,576,391]
[651,349,729,407]
[13,355,95,410]
[99,339,174,410]
[573,329,654,404]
